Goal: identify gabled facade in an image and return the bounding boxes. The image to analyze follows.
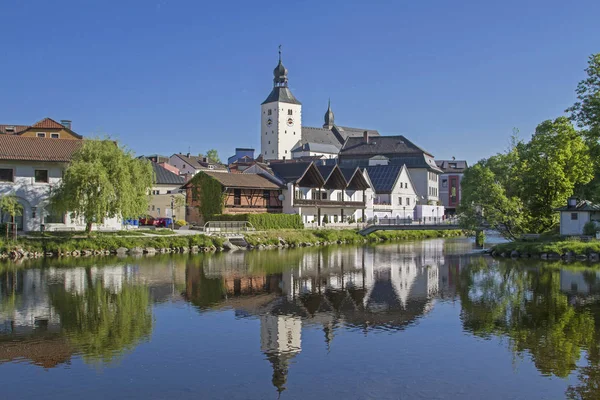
[0,117,82,140]
[266,162,370,226]
[364,164,419,221]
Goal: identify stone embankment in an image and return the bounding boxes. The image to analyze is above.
[490,247,600,262]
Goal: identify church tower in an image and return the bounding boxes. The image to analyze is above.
[261,47,302,161]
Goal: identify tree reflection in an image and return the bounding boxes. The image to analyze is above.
[50,280,152,364]
[459,261,596,378]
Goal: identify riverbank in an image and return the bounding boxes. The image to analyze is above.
[0,229,466,260]
[491,239,600,262]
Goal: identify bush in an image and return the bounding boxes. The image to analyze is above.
[212,213,303,230]
[175,219,187,227]
[583,221,598,236]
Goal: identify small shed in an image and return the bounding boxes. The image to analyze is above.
[555,198,600,236]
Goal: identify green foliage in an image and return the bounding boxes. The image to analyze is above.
[583,221,599,236]
[205,149,221,163]
[0,194,23,218]
[567,53,600,130]
[460,118,592,237]
[212,213,303,230]
[50,139,154,232]
[188,172,225,221]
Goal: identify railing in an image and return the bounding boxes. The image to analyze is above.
[204,221,256,234]
[293,199,365,207]
[367,217,461,227]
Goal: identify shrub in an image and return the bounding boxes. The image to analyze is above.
[583,221,598,236]
[175,219,187,227]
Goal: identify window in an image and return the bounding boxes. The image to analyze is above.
[337,192,343,201]
[44,209,64,224]
[442,179,448,188]
[234,189,241,205]
[288,109,293,115]
[36,132,46,138]
[398,197,402,205]
[571,213,578,220]
[0,169,13,182]
[152,205,155,211]
[268,109,272,116]
[407,198,410,205]
[449,163,457,169]
[285,150,287,154]
[263,190,270,203]
[322,191,327,200]
[268,141,271,144]
[34,170,49,183]
[51,133,60,139]
[265,132,267,135]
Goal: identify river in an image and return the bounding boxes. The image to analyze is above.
[0,237,599,399]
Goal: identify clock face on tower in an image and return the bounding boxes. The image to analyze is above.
[267,118,272,127]
[287,118,294,127]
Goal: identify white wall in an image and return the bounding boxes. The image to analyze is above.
[261,102,302,161]
[560,211,591,235]
[408,168,439,204]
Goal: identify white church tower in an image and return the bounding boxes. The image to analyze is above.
[261,47,302,161]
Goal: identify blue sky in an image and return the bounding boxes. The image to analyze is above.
[1,0,599,164]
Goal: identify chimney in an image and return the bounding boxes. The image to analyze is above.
[363,131,369,144]
[61,120,72,130]
[186,152,190,158]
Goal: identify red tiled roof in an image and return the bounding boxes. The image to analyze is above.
[185,170,282,189]
[31,117,66,129]
[0,125,29,135]
[0,135,83,162]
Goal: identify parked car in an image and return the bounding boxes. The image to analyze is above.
[139,216,155,226]
[154,218,173,228]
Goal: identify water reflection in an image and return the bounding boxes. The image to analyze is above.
[2,241,600,398]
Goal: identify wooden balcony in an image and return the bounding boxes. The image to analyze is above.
[293,198,365,208]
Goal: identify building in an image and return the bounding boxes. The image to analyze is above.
[267,162,370,226]
[0,134,121,231]
[0,117,82,140]
[260,50,380,161]
[338,133,443,205]
[147,163,186,220]
[436,159,467,215]
[364,164,419,221]
[555,198,600,236]
[227,148,255,165]
[168,153,227,176]
[183,171,283,225]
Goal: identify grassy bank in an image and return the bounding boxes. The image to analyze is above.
[0,228,467,259]
[245,229,466,247]
[493,238,600,257]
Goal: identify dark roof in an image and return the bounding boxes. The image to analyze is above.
[173,153,227,170]
[335,126,380,139]
[365,165,403,194]
[269,162,313,183]
[436,160,468,173]
[152,163,185,185]
[291,141,340,154]
[555,200,600,212]
[195,171,281,190]
[0,135,82,162]
[340,135,430,157]
[262,87,301,105]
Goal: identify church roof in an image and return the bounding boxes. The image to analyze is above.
[262,87,301,105]
[291,141,339,154]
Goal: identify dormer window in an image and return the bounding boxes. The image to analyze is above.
[37,132,46,138]
[5,126,15,132]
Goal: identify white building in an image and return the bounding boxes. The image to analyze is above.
[0,135,121,232]
[555,198,600,236]
[363,164,419,221]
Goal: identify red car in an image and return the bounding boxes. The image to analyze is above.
[139,217,155,226]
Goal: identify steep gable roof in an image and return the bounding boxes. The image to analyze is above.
[0,117,83,138]
[31,118,66,129]
[0,136,82,162]
[365,165,403,194]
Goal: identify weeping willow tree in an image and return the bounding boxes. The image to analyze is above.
[50,279,153,364]
[50,139,154,233]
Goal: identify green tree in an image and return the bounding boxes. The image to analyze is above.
[205,149,221,163]
[520,117,593,232]
[50,139,154,233]
[0,193,23,240]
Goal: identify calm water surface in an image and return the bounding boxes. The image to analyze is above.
[1,237,599,399]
